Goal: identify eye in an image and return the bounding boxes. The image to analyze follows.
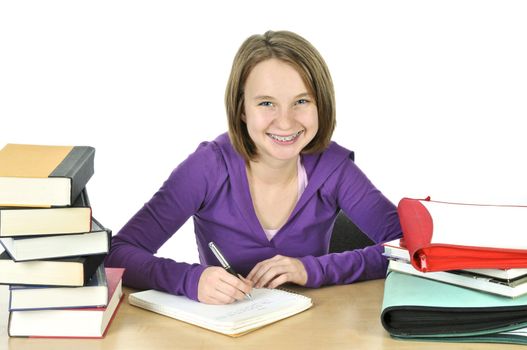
[296,99,309,105]
[258,101,273,107]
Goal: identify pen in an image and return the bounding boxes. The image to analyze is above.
[208,241,252,300]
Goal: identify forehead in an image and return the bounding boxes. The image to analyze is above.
[244,58,308,97]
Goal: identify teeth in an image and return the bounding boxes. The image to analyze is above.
[268,130,304,142]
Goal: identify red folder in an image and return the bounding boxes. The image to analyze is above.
[398,197,527,272]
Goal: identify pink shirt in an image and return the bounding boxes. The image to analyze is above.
[263,157,308,240]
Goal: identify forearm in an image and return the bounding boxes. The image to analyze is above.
[105,140,225,300]
[105,202,205,300]
[299,244,388,287]
[106,234,206,300]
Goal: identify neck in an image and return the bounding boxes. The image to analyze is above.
[247,156,299,186]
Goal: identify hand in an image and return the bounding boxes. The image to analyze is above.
[247,255,308,289]
[197,266,253,304]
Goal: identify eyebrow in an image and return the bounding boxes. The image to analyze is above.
[253,92,311,101]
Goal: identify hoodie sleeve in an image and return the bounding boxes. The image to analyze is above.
[300,157,402,287]
[105,142,222,300]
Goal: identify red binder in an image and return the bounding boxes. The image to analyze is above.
[398,197,527,272]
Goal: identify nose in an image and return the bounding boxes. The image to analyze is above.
[275,107,294,130]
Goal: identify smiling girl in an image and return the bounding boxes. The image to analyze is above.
[106,30,402,304]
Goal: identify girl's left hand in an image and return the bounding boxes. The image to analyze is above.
[247,255,308,288]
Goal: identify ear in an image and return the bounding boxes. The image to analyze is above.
[241,112,246,123]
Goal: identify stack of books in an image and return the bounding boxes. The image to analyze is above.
[380,197,527,345]
[0,143,124,338]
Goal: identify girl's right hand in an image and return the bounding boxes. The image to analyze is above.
[197,266,253,304]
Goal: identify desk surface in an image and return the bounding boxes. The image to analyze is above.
[0,280,521,350]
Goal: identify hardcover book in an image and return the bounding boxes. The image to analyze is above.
[8,268,124,338]
[0,144,94,207]
[0,206,92,237]
[0,217,110,261]
[0,251,106,286]
[9,264,109,310]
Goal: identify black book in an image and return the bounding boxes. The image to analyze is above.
[0,251,106,287]
[9,263,109,310]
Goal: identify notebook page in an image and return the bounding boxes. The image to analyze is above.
[129,288,312,334]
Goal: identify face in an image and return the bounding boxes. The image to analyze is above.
[243,58,319,164]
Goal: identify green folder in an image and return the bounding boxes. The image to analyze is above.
[381,271,527,345]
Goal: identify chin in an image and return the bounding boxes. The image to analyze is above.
[266,144,306,161]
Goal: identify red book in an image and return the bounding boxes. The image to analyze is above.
[398,197,527,272]
[8,267,125,338]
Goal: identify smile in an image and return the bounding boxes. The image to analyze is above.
[266,130,305,143]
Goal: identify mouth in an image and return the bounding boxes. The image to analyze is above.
[266,129,305,143]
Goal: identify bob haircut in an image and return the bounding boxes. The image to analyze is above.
[225,30,336,162]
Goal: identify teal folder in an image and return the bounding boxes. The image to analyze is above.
[381,271,527,345]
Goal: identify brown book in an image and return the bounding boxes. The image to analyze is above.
[0,144,94,207]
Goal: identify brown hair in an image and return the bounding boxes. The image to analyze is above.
[225,30,336,162]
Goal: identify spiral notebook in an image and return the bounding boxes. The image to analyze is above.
[128,288,312,337]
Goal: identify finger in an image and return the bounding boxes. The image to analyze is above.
[238,274,253,285]
[237,275,254,294]
[267,260,307,287]
[199,283,236,305]
[247,261,267,281]
[217,276,253,301]
[254,264,290,288]
[267,273,290,289]
[247,255,284,281]
[213,281,245,303]
[221,273,253,294]
[246,265,261,284]
[248,264,271,287]
[235,279,254,298]
[249,258,284,285]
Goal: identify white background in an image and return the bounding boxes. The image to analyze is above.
[1,1,526,263]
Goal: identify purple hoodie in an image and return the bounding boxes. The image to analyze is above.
[105,133,402,300]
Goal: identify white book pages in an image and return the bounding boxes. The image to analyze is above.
[421,201,527,249]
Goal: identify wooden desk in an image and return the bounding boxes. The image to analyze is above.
[0,280,520,350]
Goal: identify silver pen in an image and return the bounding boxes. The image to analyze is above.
[208,241,252,300]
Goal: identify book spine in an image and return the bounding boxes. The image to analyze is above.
[50,146,95,206]
[7,311,14,337]
[82,254,107,285]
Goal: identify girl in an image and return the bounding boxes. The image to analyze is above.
[106,30,402,304]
